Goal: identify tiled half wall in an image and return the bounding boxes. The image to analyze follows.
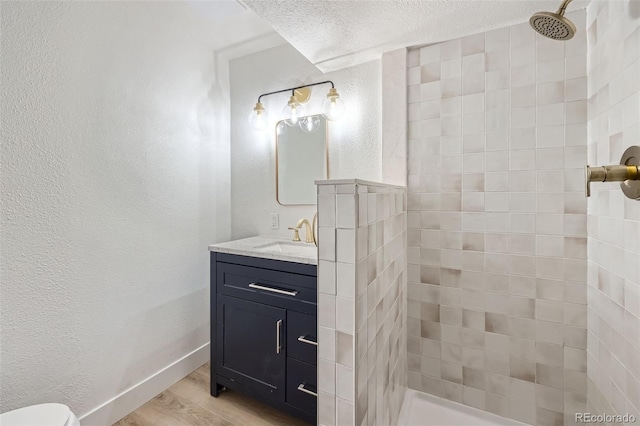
[406,11,590,426]
[316,179,407,426]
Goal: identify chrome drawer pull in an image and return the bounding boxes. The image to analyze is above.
[297,383,317,397]
[297,335,318,346]
[276,319,282,354]
[248,283,298,297]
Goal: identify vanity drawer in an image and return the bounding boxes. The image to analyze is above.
[287,310,317,365]
[286,358,317,415]
[217,262,317,313]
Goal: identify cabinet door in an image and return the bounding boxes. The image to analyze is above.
[216,295,286,399]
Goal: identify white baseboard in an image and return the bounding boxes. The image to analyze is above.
[79,343,210,426]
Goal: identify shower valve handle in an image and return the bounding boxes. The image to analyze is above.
[585,146,640,199]
[585,165,638,196]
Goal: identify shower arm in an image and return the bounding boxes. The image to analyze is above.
[556,0,573,15]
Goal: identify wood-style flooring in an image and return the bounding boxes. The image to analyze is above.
[113,363,307,426]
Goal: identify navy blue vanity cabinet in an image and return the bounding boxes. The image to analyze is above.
[210,252,317,425]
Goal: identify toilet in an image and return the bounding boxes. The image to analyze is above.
[0,403,80,426]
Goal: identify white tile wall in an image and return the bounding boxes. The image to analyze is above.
[317,180,407,426]
[382,49,408,186]
[585,0,640,423]
[407,10,590,426]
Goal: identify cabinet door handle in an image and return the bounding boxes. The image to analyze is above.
[276,319,282,354]
[297,383,318,397]
[249,283,298,297]
[297,335,318,346]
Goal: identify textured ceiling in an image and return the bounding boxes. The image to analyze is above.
[240,0,587,71]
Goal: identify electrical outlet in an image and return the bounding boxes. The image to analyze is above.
[270,213,279,229]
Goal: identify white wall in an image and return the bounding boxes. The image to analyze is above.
[0,1,271,421]
[229,43,382,239]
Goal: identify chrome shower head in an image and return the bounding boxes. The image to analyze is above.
[530,0,576,41]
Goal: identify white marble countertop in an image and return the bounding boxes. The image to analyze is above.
[208,235,318,265]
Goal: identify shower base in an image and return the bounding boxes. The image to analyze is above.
[397,389,528,426]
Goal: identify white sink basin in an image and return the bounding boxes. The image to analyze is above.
[256,241,317,257]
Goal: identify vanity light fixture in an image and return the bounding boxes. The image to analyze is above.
[249,80,344,131]
[248,102,269,131]
[282,95,307,126]
[321,87,345,121]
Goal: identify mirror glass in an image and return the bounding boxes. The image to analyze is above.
[276,114,328,205]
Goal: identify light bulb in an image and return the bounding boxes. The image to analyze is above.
[248,102,268,131]
[321,87,345,121]
[282,95,306,126]
[299,115,320,133]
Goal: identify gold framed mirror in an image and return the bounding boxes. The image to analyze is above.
[276,114,328,205]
